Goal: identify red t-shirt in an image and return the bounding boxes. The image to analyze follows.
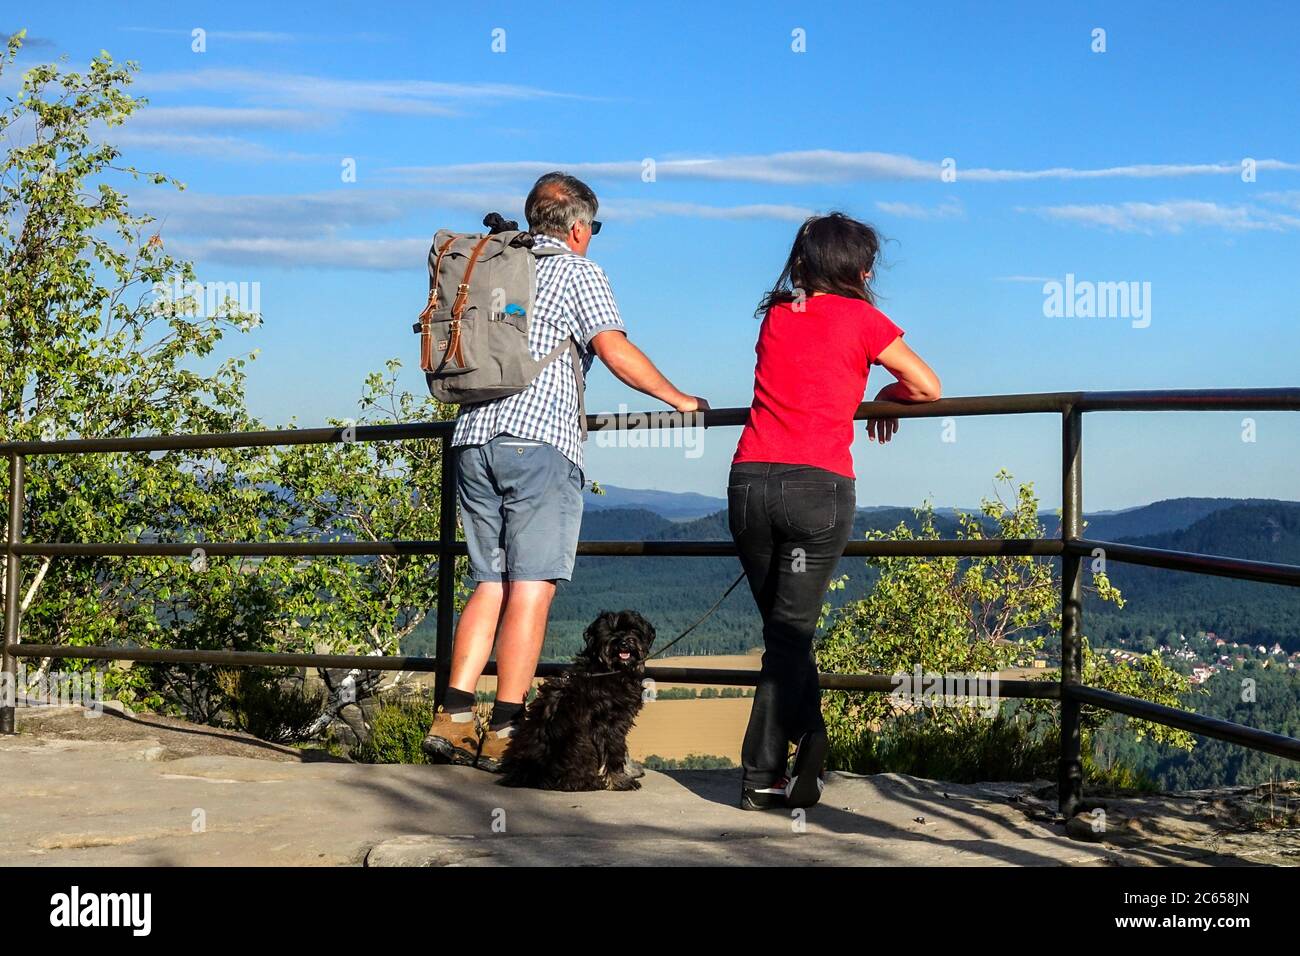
[733,294,904,479]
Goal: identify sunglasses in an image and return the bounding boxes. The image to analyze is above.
[588,219,602,235]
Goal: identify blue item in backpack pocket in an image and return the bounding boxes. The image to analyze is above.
[504,304,526,317]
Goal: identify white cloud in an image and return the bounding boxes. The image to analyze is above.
[133,188,519,238]
[1022,200,1300,233]
[120,27,393,45]
[385,151,940,185]
[875,198,964,219]
[109,130,325,163]
[125,106,327,130]
[962,160,1300,182]
[171,236,430,271]
[136,189,816,270]
[385,150,1300,186]
[136,69,591,118]
[600,199,812,221]
[1259,190,1300,211]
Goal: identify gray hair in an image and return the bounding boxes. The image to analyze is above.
[525,172,598,239]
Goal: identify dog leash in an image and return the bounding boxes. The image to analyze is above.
[647,570,747,662]
[580,570,748,679]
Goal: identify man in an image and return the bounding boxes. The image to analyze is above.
[422,171,709,771]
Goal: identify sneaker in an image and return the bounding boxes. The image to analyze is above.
[741,776,790,811]
[785,730,829,809]
[474,724,515,773]
[420,706,481,766]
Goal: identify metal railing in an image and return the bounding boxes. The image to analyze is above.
[4,387,1300,818]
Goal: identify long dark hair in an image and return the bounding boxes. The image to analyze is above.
[756,212,882,317]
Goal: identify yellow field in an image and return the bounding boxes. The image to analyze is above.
[628,697,752,762]
[399,651,1045,763]
[402,654,759,762]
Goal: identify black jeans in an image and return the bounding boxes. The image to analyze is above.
[728,462,856,790]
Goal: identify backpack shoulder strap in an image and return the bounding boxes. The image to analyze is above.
[527,236,587,438]
[536,337,588,441]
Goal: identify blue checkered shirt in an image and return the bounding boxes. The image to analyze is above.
[451,234,624,470]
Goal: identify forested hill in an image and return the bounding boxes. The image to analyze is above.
[548,507,968,662]
[1083,502,1300,652]
[553,497,1300,662]
[402,496,1300,661]
[1079,497,1291,541]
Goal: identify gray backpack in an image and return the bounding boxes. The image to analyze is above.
[413,213,586,431]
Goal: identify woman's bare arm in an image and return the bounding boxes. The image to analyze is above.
[867,338,942,443]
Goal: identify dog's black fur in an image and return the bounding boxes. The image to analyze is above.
[499,610,655,791]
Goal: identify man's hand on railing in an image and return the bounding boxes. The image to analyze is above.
[674,396,710,414]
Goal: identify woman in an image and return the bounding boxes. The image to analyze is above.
[730,213,942,811]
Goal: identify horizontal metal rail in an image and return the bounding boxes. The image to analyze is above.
[5,386,1300,819]
[5,388,1299,457]
[1067,538,1300,587]
[1067,684,1300,762]
[12,538,1068,559]
[4,643,1063,697]
[18,536,1300,588]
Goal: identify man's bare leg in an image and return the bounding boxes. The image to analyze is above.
[447,581,506,694]
[493,580,556,703]
[423,581,508,763]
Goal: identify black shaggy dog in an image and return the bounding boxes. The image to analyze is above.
[499,610,655,791]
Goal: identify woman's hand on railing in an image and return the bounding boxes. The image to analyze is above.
[867,381,935,443]
[868,341,943,443]
[866,384,900,444]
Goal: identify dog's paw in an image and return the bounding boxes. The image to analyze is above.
[606,772,641,792]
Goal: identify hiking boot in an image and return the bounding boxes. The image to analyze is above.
[420,706,482,766]
[475,725,515,773]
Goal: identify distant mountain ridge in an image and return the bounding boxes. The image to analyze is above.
[583,485,725,521]
[403,494,1300,660]
[582,488,1297,539]
[545,495,1300,661]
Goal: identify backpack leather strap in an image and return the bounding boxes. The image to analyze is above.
[444,234,493,370]
[417,236,456,372]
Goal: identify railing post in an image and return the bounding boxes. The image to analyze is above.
[2,454,25,735]
[1058,406,1084,818]
[433,434,457,709]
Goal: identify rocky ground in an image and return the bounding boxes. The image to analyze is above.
[0,704,1294,867]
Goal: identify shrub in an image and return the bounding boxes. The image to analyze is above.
[214,667,326,744]
[351,691,440,764]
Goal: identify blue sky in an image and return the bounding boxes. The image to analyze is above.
[7,1,1300,512]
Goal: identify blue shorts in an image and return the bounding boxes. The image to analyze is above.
[455,434,585,583]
